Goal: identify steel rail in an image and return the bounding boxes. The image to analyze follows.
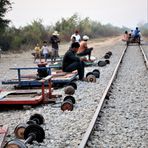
[78,46,128,148]
[139,45,148,69]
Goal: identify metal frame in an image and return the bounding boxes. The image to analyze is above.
[2,66,78,88]
[0,75,61,105]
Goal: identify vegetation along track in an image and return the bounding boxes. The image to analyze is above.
[79,44,148,148]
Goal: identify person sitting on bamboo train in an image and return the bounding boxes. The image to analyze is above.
[62,42,85,81]
[122,31,129,42]
[50,31,60,63]
[34,43,41,62]
[133,27,141,38]
[70,30,81,43]
[41,41,50,62]
[77,35,93,61]
[37,59,50,79]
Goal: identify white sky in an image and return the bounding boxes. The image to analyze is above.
[6,0,148,28]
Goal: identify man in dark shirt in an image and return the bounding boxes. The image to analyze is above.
[62,42,85,80]
[50,31,60,63]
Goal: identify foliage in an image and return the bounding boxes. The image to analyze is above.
[0,14,123,51]
[0,0,12,32]
[139,23,148,37]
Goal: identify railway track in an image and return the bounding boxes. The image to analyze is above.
[0,41,148,148]
[79,44,148,148]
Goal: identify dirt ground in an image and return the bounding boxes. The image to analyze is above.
[0,36,121,89]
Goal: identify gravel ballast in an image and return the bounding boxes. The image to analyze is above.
[1,38,147,148]
[87,45,148,148]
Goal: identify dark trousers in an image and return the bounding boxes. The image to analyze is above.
[77,47,93,60]
[64,61,85,80]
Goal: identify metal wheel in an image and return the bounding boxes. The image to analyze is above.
[14,123,27,139]
[86,74,96,83]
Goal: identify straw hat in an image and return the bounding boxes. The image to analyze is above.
[52,31,59,36]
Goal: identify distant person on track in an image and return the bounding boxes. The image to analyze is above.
[34,43,41,62]
[128,30,134,37]
[122,31,129,42]
[77,35,93,61]
[133,27,141,38]
[50,31,60,63]
[41,41,50,62]
[62,42,85,81]
[70,30,81,43]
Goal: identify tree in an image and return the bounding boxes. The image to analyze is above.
[0,0,12,31]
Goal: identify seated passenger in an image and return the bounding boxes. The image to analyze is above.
[122,31,129,41]
[129,30,134,37]
[37,60,50,79]
[133,27,140,38]
[77,35,93,61]
[62,42,85,80]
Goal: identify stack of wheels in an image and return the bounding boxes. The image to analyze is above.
[104,51,112,59]
[98,59,110,67]
[64,82,77,95]
[86,69,100,83]
[64,86,75,95]
[67,81,77,90]
[62,82,77,111]
[4,124,45,148]
[61,96,76,111]
[14,113,44,139]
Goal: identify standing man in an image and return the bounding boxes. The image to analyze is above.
[70,30,81,43]
[62,42,85,81]
[50,31,60,63]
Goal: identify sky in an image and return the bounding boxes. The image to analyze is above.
[6,0,148,29]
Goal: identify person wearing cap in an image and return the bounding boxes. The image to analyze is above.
[62,42,85,80]
[50,31,60,63]
[70,30,81,43]
[77,35,93,61]
[41,41,50,62]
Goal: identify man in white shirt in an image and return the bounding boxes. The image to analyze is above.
[70,30,81,43]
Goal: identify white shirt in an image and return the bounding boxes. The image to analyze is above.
[71,34,81,42]
[41,46,49,54]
